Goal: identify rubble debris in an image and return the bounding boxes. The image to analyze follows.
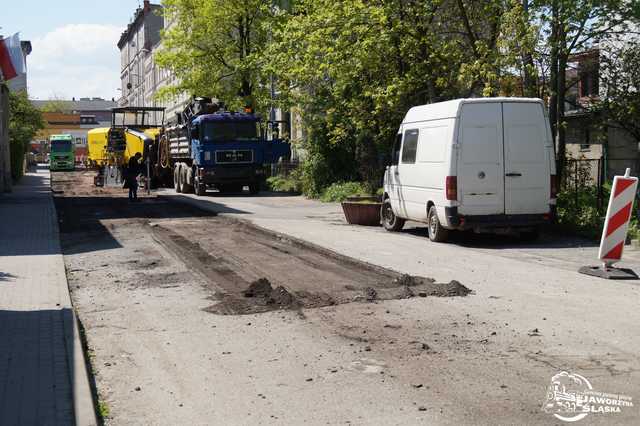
[243,278,273,297]
[393,274,435,287]
[364,287,378,301]
[268,286,298,307]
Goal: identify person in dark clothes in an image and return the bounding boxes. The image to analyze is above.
[125,152,142,201]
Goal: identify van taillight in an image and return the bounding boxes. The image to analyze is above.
[550,175,557,199]
[446,176,457,200]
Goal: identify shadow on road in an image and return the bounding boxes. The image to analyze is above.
[201,190,301,199]
[403,226,598,250]
[0,308,81,424]
[54,196,218,255]
[161,193,253,215]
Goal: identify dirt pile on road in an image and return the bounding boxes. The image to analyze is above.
[242,278,273,297]
[371,275,472,301]
[243,278,300,309]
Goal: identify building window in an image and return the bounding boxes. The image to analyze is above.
[579,69,599,97]
[580,128,591,151]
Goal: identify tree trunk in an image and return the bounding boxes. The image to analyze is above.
[556,19,568,186]
[521,0,536,97]
[549,0,559,143]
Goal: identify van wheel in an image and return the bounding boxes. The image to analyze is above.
[428,206,449,242]
[381,199,405,232]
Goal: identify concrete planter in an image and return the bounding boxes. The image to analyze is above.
[341,200,382,226]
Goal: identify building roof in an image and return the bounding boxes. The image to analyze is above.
[117,0,163,48]
[32,99,117,112]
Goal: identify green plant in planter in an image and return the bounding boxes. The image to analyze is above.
[320,181,369,202]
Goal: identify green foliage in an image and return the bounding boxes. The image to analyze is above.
[8,91,44,181]
[98,401,110,419]
[597,41,640,143]
[319,181,369,203]
[156,0,274,110]
[40,99,69,113]
[556,186,605,239]
[555,182,640,240]
[266,0,526,194]
[266,169,303,194]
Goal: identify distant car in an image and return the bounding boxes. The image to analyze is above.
[381,97,557,242]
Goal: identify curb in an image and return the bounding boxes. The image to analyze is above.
[49,174,99,426]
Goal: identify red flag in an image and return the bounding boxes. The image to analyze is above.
[0,33,25,81]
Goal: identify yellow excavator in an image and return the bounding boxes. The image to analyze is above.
[91,107,165,186]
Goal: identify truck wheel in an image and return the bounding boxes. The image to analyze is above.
[174,167,182,193]
[428,206,449,242]
[182,168,193,193]
[194,179,206,196]
[381,198,405,232]
[520,228,539,242]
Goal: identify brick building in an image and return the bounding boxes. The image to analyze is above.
[31,98,117,163]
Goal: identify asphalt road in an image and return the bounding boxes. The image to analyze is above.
[160,189,640,424]
[59,177,640,425]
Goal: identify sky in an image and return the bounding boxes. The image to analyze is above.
[2,0,146,100]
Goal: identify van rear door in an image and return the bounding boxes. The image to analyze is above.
[502,102,550,214]
[458,102,505,215]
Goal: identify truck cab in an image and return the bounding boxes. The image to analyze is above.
[49,134,75,171]
[166,98,290,196]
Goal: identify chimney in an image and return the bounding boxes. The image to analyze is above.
[143,0,150,11]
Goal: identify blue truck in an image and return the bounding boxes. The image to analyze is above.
[154,97,290,195]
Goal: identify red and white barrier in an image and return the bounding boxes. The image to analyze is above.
[598,168,638,266]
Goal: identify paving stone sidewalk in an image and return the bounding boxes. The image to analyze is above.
[0,168,96,426]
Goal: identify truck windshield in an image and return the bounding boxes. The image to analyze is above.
[51,141,73,152]
[202,121,260,142]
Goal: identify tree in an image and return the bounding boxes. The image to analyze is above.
[598,42,640,143]
[8,90,44,181]
[40,97,70,113]
[533,0,637,184]
[155,0,275,111]
[268,0,515,194]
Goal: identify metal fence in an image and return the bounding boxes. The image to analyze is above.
[563,157,640,210]
[564,158,605,210]
[269,159,300,178]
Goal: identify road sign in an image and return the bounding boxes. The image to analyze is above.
[579,168,639,279]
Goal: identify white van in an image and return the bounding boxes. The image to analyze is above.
[381,98,557,242]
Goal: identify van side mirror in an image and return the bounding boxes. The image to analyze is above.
[190,126,199,139]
